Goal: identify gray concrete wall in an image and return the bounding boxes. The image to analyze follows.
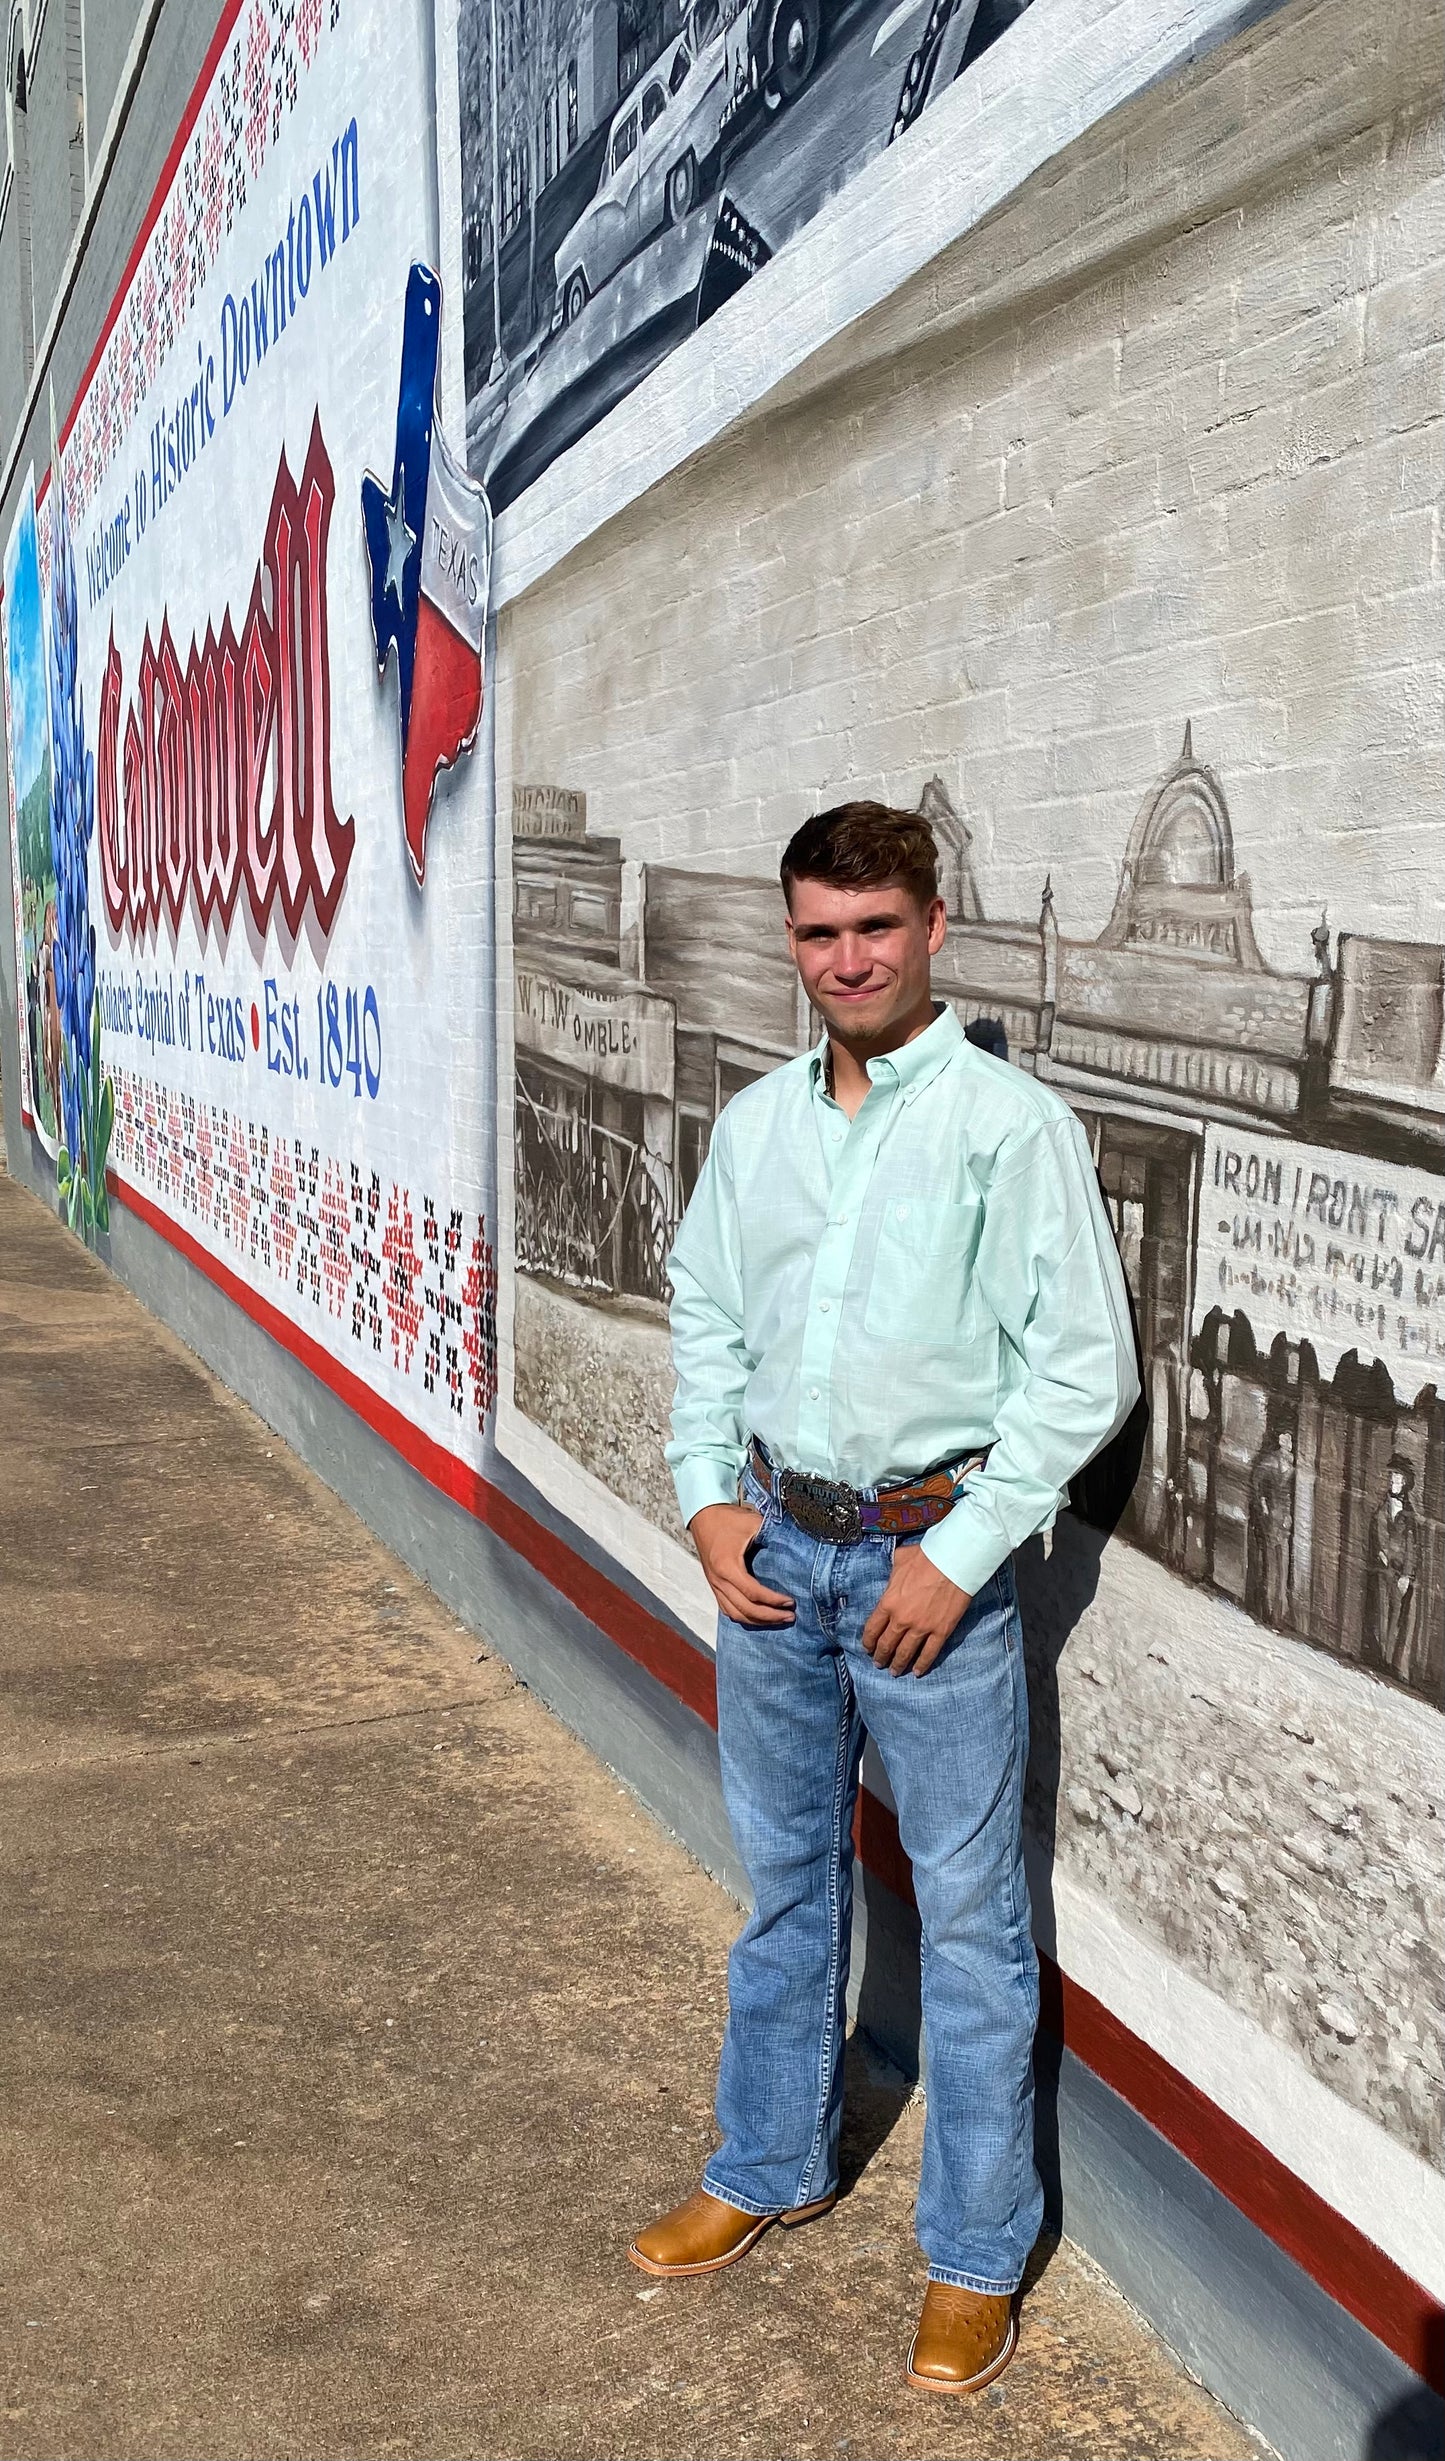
[81,0,148,175]
[0,0,220,563]
[26,0,79,339]
[0,148,29,442]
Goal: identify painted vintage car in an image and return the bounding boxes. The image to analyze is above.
[554,0,730,325]
[714,0,826,140]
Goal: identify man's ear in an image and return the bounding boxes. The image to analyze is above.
[926,894,948,954]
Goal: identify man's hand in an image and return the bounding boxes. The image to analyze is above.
[861,1546,969,1677]
[690,1503,796,1628]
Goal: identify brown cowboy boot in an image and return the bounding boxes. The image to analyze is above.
[627,2186,837,2278]
[906,2281,1018,2392]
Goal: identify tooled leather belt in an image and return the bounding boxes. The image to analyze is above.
[748,1437,990,1545]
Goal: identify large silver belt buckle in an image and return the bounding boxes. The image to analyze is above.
[779,1469,863,1545]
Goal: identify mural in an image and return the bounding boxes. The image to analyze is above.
[2,475,57,1153]
[499,737,1445,2164]
[48,445,116,1239]
[506,738,1445,1709]
[0,0,1435,2320]
[448,0,1032,506]
[3,0,498,1456]
[362,261,494,887]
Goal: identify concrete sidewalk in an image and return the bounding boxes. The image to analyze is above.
[0,1168,1257,2461]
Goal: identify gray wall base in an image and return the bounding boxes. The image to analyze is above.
[23,1161,1442,2461]
[1054,2047,1442,2461]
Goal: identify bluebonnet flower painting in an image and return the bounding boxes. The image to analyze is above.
[2,475,59,1151]
[47,466,114,1240]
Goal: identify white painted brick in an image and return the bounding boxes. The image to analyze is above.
[953,740,1060,811]
[956,685,1011,755]
[1292,340,1445,463]
[1290,662,1445,760]
[1183,697,1292,770]
[958,613,1053,696]
[1162,401,1290,511]
[1373,155,1445,288]
[1046,457,1164,553]
[1104,635,1231,718]
[1118,300,1228,405]
[1008,667,1099,736]
[1364,265,1445,363]
[946,449,1007,525]
[1221,297,1367,420]
[1056,717,1183,803]
[1232,212,1374,351]
[498,0,1445,1067]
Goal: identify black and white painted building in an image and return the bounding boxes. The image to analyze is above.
[512,735,1445,1709]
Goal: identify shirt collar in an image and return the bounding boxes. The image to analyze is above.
[807,1001,964,1103]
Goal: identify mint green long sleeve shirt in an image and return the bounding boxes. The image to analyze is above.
[665,1003,1140,1601]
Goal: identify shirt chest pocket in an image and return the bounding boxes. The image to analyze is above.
[862,1195,982,1346]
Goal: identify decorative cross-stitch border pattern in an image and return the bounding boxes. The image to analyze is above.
[110,1065,498,1429]
[61,0,341,534]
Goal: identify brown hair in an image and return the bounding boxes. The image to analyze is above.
[780,801,939,909]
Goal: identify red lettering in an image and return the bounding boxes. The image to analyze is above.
[122,700,147,940]
[295,414,353,933]
[94,419,352,951]
[97,629,125,935]
[185,635,212,932]
[190,619,241,937]
[265,475,304,933]
[214,618,243,935]
[137,632,162,937]
[240,572,277,930]
[157,619,189,935]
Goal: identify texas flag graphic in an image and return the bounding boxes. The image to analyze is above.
[362,264,493,888]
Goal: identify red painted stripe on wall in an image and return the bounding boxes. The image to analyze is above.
[106,1166,1443,2389]
[1038,1963,1442,2391]
[857,1781,1441,2390]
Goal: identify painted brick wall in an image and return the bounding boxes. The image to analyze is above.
[501,0,1443,968]
[494,0,1445,2264]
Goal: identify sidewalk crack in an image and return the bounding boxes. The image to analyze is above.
[0,1691,491,1781]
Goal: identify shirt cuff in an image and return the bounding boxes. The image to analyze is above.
[672,1453,745,1528]
[919,1498,1015,1599]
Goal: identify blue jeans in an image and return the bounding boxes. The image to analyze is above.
[703,1465,1042,2293]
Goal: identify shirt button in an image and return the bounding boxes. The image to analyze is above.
[832,1131,843,1144]
[835,1213,849,1226]
[896,1204,909,1220]
[808,1385,820,1401]
[819,1299,831,1313]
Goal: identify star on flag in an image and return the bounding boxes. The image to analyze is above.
[362,264,493,888]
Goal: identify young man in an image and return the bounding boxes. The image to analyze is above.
[629,803,1139,2393]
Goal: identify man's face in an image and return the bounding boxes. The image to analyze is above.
[785,875,946,1044]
